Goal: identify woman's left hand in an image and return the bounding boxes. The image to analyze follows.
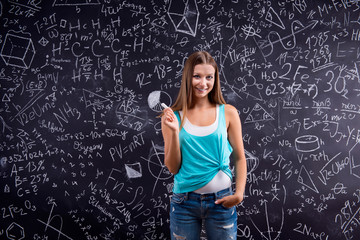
[215,193,244,208]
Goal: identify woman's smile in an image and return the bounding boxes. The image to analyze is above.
[192,64,215,98]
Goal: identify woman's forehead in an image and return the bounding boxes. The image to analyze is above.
[193,64,215,74]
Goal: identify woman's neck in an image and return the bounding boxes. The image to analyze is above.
[190,99,215,110]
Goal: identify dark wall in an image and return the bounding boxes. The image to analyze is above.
[1,0,360,239]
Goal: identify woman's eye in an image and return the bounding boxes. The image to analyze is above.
[207,76,213,79]
[193,75,200,78]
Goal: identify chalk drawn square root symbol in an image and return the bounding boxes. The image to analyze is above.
[167,0,199,37]
[0,33,35,69]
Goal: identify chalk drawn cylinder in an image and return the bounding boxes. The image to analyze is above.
[295,135,320,152]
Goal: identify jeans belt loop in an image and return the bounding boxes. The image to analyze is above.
[215,191,220,201]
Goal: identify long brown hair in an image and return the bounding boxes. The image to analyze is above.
[171,51,226,129]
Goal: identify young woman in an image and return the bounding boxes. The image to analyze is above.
[161,51,247,239]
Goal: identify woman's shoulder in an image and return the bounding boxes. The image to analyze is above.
[224,104,237,113]
[224,104,240,120]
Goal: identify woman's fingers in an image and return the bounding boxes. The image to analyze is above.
[163,108,175,122]
[165,114,173,122]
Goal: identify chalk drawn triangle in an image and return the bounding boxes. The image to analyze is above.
[177,17,195,35]
[245,103,274,123]
[226,18,233,28]
[298,165,319,193]
[265,7,285,30]
[82,89,112,108]
[125,163,142,178]
[169,14,183,26]
[2,93,11,102]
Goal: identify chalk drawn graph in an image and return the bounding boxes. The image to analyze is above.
[249,186,286,240]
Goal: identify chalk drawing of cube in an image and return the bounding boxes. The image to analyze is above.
[1,33,35,69]
[168,0,199,37]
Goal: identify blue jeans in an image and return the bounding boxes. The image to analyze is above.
[170,188,237,240]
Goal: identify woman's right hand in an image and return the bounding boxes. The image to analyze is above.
[161,107,181,174]
[161,107,179,132]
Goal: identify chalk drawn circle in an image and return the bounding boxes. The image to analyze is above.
[295,135,320,152]
[154,120,162,131]
[242,24,257,38]
[242,74,256,87]
[148,90,172,112]
[148,153,172,180]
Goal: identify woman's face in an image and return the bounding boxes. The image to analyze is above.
[191,64,215,100]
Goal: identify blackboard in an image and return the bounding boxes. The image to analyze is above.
[1,0,360,239]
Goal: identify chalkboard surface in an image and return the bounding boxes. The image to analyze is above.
[1,0,360,239]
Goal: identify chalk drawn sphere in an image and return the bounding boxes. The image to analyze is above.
[148,90,172,112]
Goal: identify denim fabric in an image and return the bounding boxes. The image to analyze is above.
[170,188,237,240]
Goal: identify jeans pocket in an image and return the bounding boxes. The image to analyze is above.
[170,193,186,204]
[217,189,232,209]
[217,189,232,199]
[221,203,233,210]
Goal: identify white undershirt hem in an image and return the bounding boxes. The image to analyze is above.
[194,170,232,194]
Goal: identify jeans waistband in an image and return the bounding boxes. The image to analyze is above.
[186,187,232,200]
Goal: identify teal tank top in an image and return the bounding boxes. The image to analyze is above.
[173,104,233,193]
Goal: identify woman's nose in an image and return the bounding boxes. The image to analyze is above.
[199,77,206,85]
